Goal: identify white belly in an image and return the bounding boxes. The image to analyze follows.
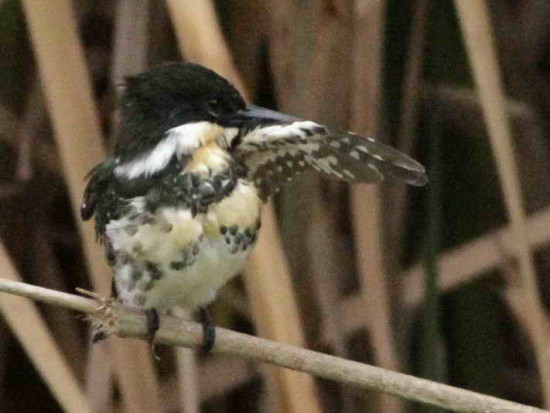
[106,179,262,312]
[126,236,251,310]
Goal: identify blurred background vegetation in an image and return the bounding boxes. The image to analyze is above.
[0,0,549,412]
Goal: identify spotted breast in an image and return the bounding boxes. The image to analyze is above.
[103,132,262,313]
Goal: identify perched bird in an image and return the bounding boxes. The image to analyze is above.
[82,62,427,351]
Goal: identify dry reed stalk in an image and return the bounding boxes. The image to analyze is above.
[0,279,547,413]
[395,0,430,153]
[350,2,403,412]
[15,81,43,181]
[342,204,550,334]
[21,2,163,412]
[198,358,252,399]
[402,207,550,307]
[286,0,356,383]
[306,196,351,356]
[86,0,147,412]
[245,206,322,412]
[454,1,550,405]
[263,0,318,114]
[83,3,163,412]
[109,0,150,143]
[293,14,369,412]
[0,105,19,141]
[263,4,321,352]
[124,2,203,404]
[20,0,108,290]
[505,286,550,363]
[176,348,200,413]
[85,344,114,413]
[500,256,550,367]
[267,5,358,409]
[0,241,91,413]
[388,0,429,262]
[31,214,85,375]
[161,358,251,407]
[173,308,200,413]
[222,1,266,98]
[165,0,247,97]
[0,104,60,177]
[111,0,150,84]
[108,337,163,412]
[424,84,550,212]
[165,2,321,411]
[427,84,533,123]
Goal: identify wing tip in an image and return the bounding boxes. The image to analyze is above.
[402,162,429,186]
[407,171,429,187]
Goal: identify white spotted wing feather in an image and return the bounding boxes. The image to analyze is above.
[234,116,427,198]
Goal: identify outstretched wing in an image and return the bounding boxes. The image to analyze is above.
[231,106,427,199]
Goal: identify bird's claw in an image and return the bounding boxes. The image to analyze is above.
[76,288,118,343]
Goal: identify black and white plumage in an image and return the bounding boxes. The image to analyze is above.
[82,63,427,347]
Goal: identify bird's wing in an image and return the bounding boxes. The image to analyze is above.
[232,106,427,199]
[81,159,119,221]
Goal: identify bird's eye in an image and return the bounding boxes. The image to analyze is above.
[205,98,223,117]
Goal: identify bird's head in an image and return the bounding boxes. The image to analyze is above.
[115,62,245,160]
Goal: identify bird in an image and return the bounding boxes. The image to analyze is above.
[81,62,427,351]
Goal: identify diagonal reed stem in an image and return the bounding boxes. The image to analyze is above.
[455,0,550,406]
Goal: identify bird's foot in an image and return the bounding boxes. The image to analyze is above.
[198,307,215,354]
[76,288,117,343]
[145,308,161,359]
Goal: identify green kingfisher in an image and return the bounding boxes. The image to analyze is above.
[81,62,427,351]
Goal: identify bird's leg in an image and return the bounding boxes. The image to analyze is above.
[92,279,118,343]
[198,307,215,354]
[145,308,160,348]
[92,330,108,343]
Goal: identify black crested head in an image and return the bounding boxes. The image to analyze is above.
[115,62,246,161]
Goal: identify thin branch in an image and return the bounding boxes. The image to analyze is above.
[0,279,547,413]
